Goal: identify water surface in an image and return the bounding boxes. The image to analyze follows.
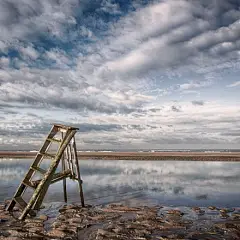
[0,159,239,207]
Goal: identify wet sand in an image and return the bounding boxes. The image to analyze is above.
[0,151,240,161]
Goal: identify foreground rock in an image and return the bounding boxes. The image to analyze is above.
[0,203,240,239]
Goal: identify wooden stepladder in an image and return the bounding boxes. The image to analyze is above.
[7,124,85,220]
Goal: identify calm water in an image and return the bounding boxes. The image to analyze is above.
[0,159,239,207]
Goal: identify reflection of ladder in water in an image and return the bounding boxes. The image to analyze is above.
[7,124,85,220]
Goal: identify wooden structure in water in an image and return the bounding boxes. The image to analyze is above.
[7,124,84,220]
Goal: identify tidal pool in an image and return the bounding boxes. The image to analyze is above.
[0,159,239,207]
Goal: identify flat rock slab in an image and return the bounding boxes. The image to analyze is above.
[0,203,240,239]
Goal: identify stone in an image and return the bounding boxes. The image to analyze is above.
[192,207,201,211]
[196,210,205,215]
[220,208,235,213]
[2,237,22,240]
[167,209,183,216]
[38,214,48,221]
[24,219,44,224]
[24,222,44,228]
[47,229,67,238]
[220,213,230,219]
[13,207,19,212]
[97,229,116,238]
[0,219,8,223]
[0,205,5,211]
[6,230,26,238]
[28,227,45,233]
[208,206,217,210]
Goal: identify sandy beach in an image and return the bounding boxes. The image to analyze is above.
[0,151,240,161]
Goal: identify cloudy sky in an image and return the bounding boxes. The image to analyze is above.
[0,0,240,150]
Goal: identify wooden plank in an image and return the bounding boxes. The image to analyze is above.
[31,166,47,175]
[47,137,62,143]
[40,152,55,159]
[61,132,67,203]
[53,123,79,130]
[50,170,72,184]
[22,179,37,189]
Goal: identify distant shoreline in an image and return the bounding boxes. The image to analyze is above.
[0,151,240,161]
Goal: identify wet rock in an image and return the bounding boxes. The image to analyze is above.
[167,209,183,216]
[24,222,44,228]
[24,218,44,224]
[192,207,201,211]
[4,200,11,206]
[0,219,8,223]
[28,227,45,233]
[1,237,22,240]
[97,228,117,238]
[25,232,45,239]
[37,214,48,221]
[220,212,230,219]
[208,206,217,210]
[47,229,67,238]
[220,208,235,213]
[6,230,26,238]
[232,213,240,219]
[0,205,5,211]
[196,210,205,215]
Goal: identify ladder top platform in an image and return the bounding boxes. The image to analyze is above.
[53,123,79,130]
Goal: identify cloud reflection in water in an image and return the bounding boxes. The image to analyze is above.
[0,159,239,207]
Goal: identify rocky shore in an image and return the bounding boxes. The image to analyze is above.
[0,201,240,240]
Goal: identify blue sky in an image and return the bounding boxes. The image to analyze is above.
[0,0,240,150]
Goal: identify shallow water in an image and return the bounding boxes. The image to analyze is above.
[0,159,239,208]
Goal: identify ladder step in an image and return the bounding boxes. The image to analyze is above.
[53,124,79,130]
[40,152,55,159]
[47,137,62,143]
[14,197,36,216]
[22,180,38,189]
[51,170,72,184]
[31,166,47,175]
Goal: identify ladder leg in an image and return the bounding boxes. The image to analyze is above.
[73,137,85,207]
[62,154,67,203]
[69,142,76,177]
[61,132,67,203]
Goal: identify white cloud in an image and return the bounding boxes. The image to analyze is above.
[179,80,213,91]
[19,46,39,60]
[227,81,240,87]
[0,57,10,67]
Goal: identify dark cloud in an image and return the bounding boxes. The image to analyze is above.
[221,131,240,136]
[192,100,205,106]
[171,105,181,112]
[77,123,122,132]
